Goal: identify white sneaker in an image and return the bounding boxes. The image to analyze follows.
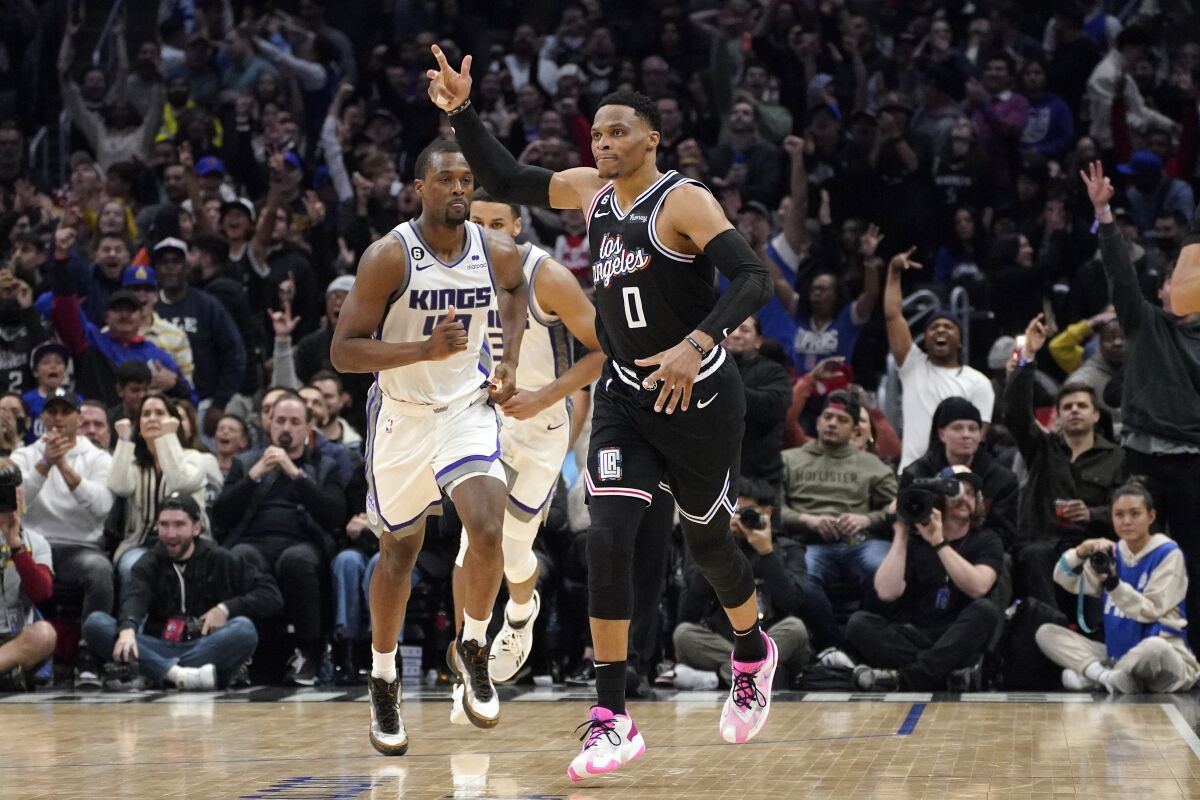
[567,706,646,782]
[450,637,500,728]
[1061,669,1099,691]
[817,647,857,670]
[490,591,540,683]
[672,663,720,691]
[368,675,410,756]
[174,664,217,691]
[449,681,470,726]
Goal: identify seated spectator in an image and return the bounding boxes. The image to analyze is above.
[781,392,897,603]
[20,342,76,444]
[1048,307,1125,424]
[884,249,995,469]
[1018,56,1075,161]
[903,397,1019,547]
[82,492,282,690]
[120,264,195,385]
[846,465,1004,691]
[330,511,379,685]
[309,372,362,452]
[0,269,49,398]
[108,361,151,427]
[78,400,111,451]
[10,388,113,687]
[108,395,220,588]
[1035,484,1199,693]
[707,99,785,208]
[212,415,250,477]
[0,460,57,690]
[673,478,817,690]
[212,392,345,685]
[722,317,791,491]
[1118,151,1195,236]
[1005,314,1125,608]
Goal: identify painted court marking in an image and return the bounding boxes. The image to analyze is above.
[1162,702,1200,761]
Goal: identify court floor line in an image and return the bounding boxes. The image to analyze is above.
[1162,702,1200,762]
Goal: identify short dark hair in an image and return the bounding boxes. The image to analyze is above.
[598,89,662,131]
[471,188,520,219]
[1112,480,1155,511]
[733,476,775,508]
[116,360,152,386]
[80,399,108,415]
[271,392,313,422]
[160,490,202,521]
[192,233,230,263]
[1055,381,1097,409]
[985,52,1017,76]
[218,413,249,440]
[310,370,344,391]
[414,139,465,180]
[1155,209,1188,227]
[1116,25,1156,50]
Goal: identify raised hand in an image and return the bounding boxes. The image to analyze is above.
[1022,313,1047,357]
[269,301,300,338]
[887,246,922,273]
[424,306,469,361]
[859,223,884,258]
[782,135,805,160]
[1079,160,1115,212]
[114,419,133,441]
[426,44,473,112]
[160,417,180,438]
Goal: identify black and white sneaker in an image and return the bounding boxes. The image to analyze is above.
[368,675,409,756]
[285,648,320,686]
[450,637,499,729]
[0,665,27,692]
[74,648,102,691]
[565,658,596,687]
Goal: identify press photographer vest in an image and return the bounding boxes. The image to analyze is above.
[1103,540,1189,660]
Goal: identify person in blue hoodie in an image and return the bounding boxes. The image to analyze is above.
[1019,56,1075,162]
[1036,483,1200,693]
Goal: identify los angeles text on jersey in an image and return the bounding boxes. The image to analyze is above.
[592,232,651,288]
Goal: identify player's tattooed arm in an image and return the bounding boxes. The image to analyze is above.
[426,45,601,210]
[500,258,605,420]
[484,230,530,404]
[330,236,468,372]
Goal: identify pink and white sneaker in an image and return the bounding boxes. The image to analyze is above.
[566,706,646,782]
[719,631,778,744]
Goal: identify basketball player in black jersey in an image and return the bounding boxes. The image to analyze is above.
[428,46,777,781]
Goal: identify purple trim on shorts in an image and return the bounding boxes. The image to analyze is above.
[434,445,501,479]
[380,498,443,532]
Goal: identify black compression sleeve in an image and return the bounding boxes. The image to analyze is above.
[450,105,554,207]
[697,229,772,344]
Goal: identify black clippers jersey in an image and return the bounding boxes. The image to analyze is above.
[586,170,719,370]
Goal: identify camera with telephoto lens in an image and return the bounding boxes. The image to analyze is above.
[0,463,22,513]
[738,507,764,530]
[896,477,965,526]
[1089,549,1116,575]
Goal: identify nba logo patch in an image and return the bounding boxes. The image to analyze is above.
[366,494,379,527]
[384,416,395,434]
[597,447,623,481]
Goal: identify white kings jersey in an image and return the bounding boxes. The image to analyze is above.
[485,243,575,395]
[375,220,495,407]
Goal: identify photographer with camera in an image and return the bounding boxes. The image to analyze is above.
[845,465,1004,691]
[672,478,819,690]
[781,392,897,606]
[0,460,57,691]
[82,492,282,690]
[1034,483,1199,693]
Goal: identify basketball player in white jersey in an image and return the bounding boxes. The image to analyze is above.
[444,190,604,720]
[330,140,529,755]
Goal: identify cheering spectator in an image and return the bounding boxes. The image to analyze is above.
[20,343,74,444]
[82,492,282,690]
[903,397,1019,547]
[884,249,995,469]
[1036,484,1198,693]
[707,99,785,208]
[10,388,113,687]
[120,265,195,384]
[108,395,219,587]
[212,415,250,478]
[847,466,1003,691]
[309,372,361,452]
[0,459,56,691]
[213,392,345,685]
[1086,26,1176,151]
[966,53,1030,192]
[0,270,48,398]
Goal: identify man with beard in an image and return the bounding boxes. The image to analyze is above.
[213,393,345,685]
[673,477,814,690]
[884,249,994,469]
[82,492,282,690]
[0,269,48,397]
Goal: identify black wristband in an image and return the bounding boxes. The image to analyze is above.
[446,98,472,117]
[932,540,950,552]
[685,335,708,357]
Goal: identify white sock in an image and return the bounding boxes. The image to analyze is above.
[372,646,398,682]
[1083,661,1108,684]
[506,597,536,624]
[166,665,185,686]
[462,612,490,646]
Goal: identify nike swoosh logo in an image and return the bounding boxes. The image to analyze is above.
[697,394,718,409]
[593,210,609,217]
[547,422,566,431]
[415,263,433,271]
[722,328,730,338]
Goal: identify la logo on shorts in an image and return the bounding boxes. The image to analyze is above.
[597,447,623,481]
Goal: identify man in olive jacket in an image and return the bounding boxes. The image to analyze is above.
[781,392,897,599]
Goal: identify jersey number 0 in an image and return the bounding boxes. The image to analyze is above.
[622,286,647,329]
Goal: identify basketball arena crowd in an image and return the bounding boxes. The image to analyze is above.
[0,0,1199,697]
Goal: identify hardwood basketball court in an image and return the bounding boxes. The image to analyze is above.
[6,688,1200,798]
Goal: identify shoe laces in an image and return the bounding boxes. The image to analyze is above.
[496,626,527,662]
[575,716,621,750]
[460,640,494,702]
[370,677,400,729]
[732,666,766,711]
